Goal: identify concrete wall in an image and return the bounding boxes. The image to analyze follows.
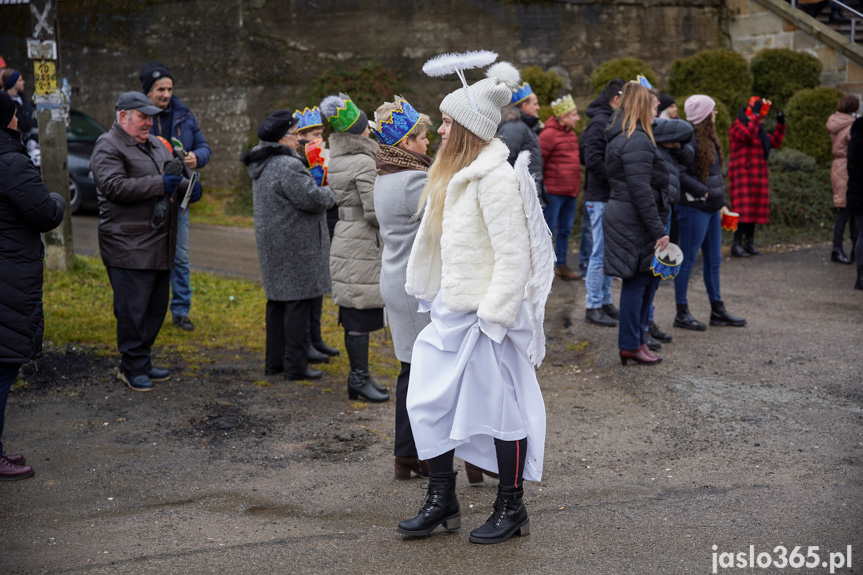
[727,0,863,94]
[1,0,727,184]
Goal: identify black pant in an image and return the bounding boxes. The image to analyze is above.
[266,298,313,374]
[394,362,418,457]
[855,214,863,265]
[833,207,859,250]
[304,295,324,349]
[106,267,171,377]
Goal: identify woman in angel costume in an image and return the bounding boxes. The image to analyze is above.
[396,51,554,545]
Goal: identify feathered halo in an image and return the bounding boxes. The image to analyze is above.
[422,50,498,111]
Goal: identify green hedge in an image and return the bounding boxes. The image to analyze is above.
[784,87,843,165]
[669,49,753,113]
[308,60,403,116]
[769,162,833,229]
[589,57,659,95]
[750,48,822,112]
[520,66,564,105]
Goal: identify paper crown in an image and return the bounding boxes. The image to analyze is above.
[650,243,684,280]
[632,74,654,90]
[551,95,576,117]
[304,139,328,186]
[321,93,362,133]
[511,82,534,105]
[293,107,323,131]
[370,96,422,146]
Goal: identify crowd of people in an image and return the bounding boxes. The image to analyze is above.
[1,49,862,546]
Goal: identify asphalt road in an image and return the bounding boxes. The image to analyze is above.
[72,214,262,281]
[4,227,862,574]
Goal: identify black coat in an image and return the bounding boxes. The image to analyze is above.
[580,96,615,202]
[846,117,863,216]
[678,133,727,213]
[497,106,543,187]
[652,118,693,206]
[603,115,670,279]
[0,127,66,364]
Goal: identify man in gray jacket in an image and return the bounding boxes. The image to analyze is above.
[90,92,200,392]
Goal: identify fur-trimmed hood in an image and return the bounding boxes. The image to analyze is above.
[328,132,379,159]
[241,142,302,180]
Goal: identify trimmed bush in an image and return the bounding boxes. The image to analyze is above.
[308,60,403,115]
[784,87,843,165]
[769,164,833,229]
[520,66,564,105]
[750,48,822,112]
[669,49,753,113]
[677,95,732,159]
[768,148,818,172]
[590,58,659,95]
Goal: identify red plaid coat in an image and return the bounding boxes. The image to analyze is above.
[728,114,785,224]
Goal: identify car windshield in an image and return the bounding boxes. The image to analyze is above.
[68,110,107,142]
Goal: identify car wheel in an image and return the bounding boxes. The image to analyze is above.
[68,177,81,214]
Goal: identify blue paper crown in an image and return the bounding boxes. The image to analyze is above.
[293,106,323,131]
[511,82,534,105]
[370,96,422,146]
[635,74,654,89]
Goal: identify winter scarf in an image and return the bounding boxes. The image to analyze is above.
[375,144,432,175]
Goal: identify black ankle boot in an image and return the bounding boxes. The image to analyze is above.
[468,485,530,544]
[344,332,389,398]
[855,266,863,291]
[730,238,749,258]
[397,473,461,536]
[743,237,761,256]
[709,301,746,327]
[673,303,706,331]
[831,247,852,264]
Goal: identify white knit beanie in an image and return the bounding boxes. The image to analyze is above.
[440,62,521,141]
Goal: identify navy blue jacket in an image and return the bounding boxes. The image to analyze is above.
[580,96,615,202]
[652,118,693,206]
[0,127,66,364]
[152,96,211,169]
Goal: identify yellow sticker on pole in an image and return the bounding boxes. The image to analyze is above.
[34,60,56,95]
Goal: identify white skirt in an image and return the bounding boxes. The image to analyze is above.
[407,293,546,482]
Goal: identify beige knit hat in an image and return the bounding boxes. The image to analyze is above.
[423,51,521,141]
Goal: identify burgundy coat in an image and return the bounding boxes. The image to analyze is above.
[539,115,580,197]
[728,112,785,224]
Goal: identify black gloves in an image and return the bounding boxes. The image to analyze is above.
[750,98,762,116]
[190,181,203,203]
[776,111,785,125]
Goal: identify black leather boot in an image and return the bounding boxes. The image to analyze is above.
[730,238,749,258]
[855,266,863,291]
[468,485,530,544]
[831,247,852,264]
[709,301,746,327]
[344,332,389,399]
[673,303,706,331]
[397,473,461,536]
[743,237,761,256]
[648,321,672,343]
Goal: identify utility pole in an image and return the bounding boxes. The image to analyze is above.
[29,0,74,271]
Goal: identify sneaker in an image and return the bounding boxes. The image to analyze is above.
[118,371,155,392]
[0,455,34,481]
[172,315,195,331]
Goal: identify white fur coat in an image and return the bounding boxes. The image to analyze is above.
[405,139,531,328]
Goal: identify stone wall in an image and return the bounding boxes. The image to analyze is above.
[727,0,863,94]
[0,0,726,184]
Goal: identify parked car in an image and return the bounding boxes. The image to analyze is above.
[28,109,107,214]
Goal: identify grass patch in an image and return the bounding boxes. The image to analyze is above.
[189,187,253,228]
[43,255,400,380]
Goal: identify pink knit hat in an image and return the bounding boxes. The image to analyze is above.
[684,95,716,125]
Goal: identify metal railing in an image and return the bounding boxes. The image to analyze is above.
[790,0,863,42]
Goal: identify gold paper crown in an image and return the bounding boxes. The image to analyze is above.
[551,95,576,117]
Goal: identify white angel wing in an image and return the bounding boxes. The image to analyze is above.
[514,151,555,367]
[422,50,498,78]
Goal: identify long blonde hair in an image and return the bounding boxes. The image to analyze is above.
[619,83,656,145]
[415,120,487,241]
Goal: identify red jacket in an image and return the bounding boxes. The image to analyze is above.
[728,112,785,224]
[539,115,580,197]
